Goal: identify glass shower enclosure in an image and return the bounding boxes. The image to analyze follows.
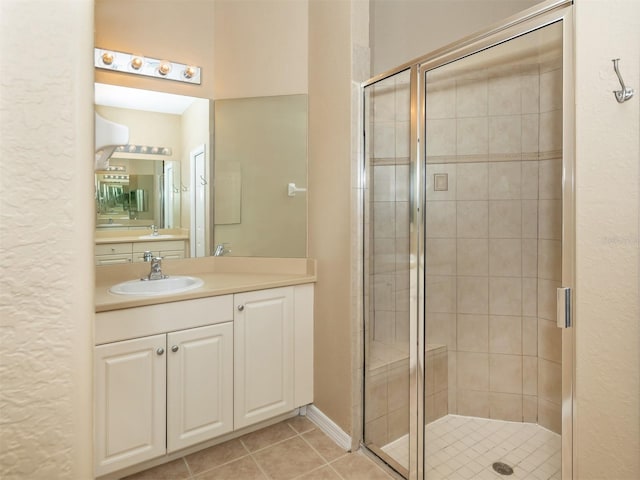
[362,2,574,479]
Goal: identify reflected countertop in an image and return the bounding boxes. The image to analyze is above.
[95,256,316,313]
[95,228,189,245]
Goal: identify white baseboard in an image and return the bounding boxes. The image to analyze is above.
[305,404,352,451]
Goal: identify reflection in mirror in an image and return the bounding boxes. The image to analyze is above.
[94,84,308,258]
[94,83,210,256]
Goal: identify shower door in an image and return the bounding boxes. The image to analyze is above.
[362,2,574,479]
[421,18,572,480]
[363,67,416,478]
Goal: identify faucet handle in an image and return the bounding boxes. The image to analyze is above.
[143,250,153,262]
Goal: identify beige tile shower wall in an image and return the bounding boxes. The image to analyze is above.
[425,56,563,429]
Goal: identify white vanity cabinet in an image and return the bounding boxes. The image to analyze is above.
[95,243,133,265]
[94,334,167,476]
[94,283,313,478]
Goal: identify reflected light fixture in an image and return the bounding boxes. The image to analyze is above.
[95,48,201,85]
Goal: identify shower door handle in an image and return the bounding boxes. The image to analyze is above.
[557,287,572,328]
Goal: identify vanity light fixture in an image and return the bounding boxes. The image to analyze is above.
[95,48,201,85]
[114,144,173,156]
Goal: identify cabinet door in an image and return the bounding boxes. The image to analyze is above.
[167,323,234,452]
[94,334,166,477]
[234,287,294,428]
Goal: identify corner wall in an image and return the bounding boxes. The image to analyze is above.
[0,1,94,478]
[574,1,640,478]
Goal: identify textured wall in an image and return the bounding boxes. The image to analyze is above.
[574,1,640,478]
[0,1,94,479]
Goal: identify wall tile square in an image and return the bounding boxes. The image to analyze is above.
[538,239,562,281]
[373,202,396,238]
[489,354,523,394]
[489,238,522,277]
[372,81,396,122]
[457,314,489,352]
[373,244,396,276]
[373,274,395,310]
[523,394,538,422]
[395,81,411,119]
[457,117,489,156]
[456,163,489,200]
[395,164,410,201]
[539,68,563,113]
[523,355,538,395]
[539,110,562,152]
[522,316,538,356]
[457,276,489,314]
[427,118,457,157]
[489,116,522,155]
[522,239,538,277]
[538,158,562,200]
[456,77,488,118]
[426,238,457,276]
[457,238,489,276]
[521,114,540,154]
[489,277,522,315]
[488,74,522,116]
[426,313,457,348]
[489,392,523,422]
[425,201,457,238]
[373,122,396,158]
[538,398,561,434]
[522,277,538,317]
[489,200,522,238]
[426,81,456,119]
[425,275,456,313]
[538,199,562,240]
[457,389,489,418]
[457,201,489,238]
[489,315,522,354]
[457,352,489,391]
[521,161,539,199]
[395,121,410,158]
[373,165,395,201]
[521,74,540,114]
[522,199,539,239]
[489,161,522,200]
[538,358,562,405]
[395,201,410,239]
[538,318,562,364]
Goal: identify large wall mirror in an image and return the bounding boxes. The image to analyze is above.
[94,83,308,258]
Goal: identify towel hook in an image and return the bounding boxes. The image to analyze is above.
[612,59,635,103]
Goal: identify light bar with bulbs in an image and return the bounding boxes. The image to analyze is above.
[94,48,201,85]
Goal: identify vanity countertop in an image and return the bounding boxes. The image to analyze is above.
[95,256,316,312]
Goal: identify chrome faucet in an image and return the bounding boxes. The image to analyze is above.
[143,256,167,281]
[149,224,159,236]
[213,243,231,256]
[143,250,153,262]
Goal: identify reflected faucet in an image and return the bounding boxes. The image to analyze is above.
[213,243,231,256]
[149,224,159,236]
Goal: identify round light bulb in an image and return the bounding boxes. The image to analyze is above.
[158,62,172,76]
[140,146,148,153]
[183,66,197,79]
[130,57,144,70]
[162,148,170,155]
[151,147,159,154]
[128,145,136,152]
[101,52,114,65]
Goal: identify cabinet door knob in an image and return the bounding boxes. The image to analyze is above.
[237,305,244,312]
[156,347,165,356]
[171,345,179,353]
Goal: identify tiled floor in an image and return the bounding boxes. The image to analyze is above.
[381,415,561,480]
[122,415,396,480]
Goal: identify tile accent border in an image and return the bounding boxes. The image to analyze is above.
[306,404,353,451]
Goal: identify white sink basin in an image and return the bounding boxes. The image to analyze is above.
[138,234,176,240]
[110,276,204,296]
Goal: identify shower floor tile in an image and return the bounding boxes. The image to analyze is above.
[381,415,561,480]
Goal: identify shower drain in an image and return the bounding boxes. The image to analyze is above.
[492,462,514,476]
